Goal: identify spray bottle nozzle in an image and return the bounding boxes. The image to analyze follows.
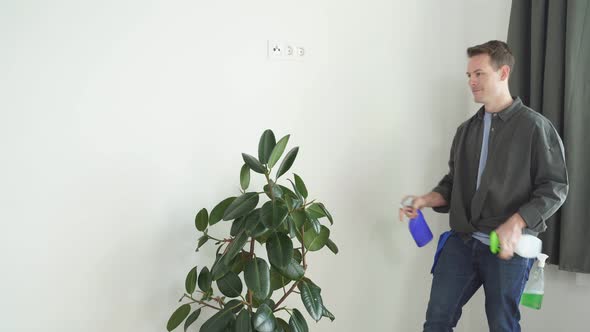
[537,253,549,268]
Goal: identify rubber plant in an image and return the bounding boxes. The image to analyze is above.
[167,129,338,332]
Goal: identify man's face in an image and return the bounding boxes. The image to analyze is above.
[466,54,506,104]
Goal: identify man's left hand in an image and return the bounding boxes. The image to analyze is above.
[494,213,527,260]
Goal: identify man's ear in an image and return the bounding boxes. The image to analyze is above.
[500,65,511,81]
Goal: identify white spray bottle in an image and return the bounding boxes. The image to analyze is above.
[520,253,549,309]
[489,231,543,258]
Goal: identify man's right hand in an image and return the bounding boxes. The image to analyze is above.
[398,195,427,221]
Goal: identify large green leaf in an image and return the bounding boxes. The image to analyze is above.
[199,306,235,332]
[268,135,290,169]
[251,292,275,309]
[322,304,335,322]
[266,233,293,269]
[230,252,250,274]
[244,209,262,235]
[223,193,259,221]
[225,299,244,314]
[167,304,191,331]
[274,259,304,281]
[240,164,250,190]
[263,181,283,200]
[326,238,339,254]
[235,309,252,332]
[276,318,292,332]
[211,254,231,280]
[270,266,291,291]
[293,174,308,199]
[230,217,246,237]
[216,271,243,298]
[298,279,323,322]
[258,129,276,164]
[255,228,274,244]
[279,216,290,234]
[246,209,267,238]
[198,267,212,292]
[185,266,197,294]
[284,196,294,212]
[244,258,270,301]
[250,222,268,238]
[278,185,297,200]
[306,203,333,225]
[275,147,299,179]
[223,231,249,265]
[307,214,321,234]
[195,208,209,232]
[303,225,330,251]
[184,308,201,331]
[288,308,308,332]
[261,201,289,229]
[290,211,309,243]
[287,216,297,239]
[242,153,266,174]
[210,197,237,226]
[197,234,209,251]
[306,204,324,220]
[293,249,302,263]
[287,179,304,203]
[253,304,276,332]
[318,203,333,225]
[290,210,307,229]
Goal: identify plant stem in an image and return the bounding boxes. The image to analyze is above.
[248,237,255,312]
[274,306,292,314]
[184,294,222,311]
[264,172,275,201]
[208,235,224,242]
[273,281,300,312]
[301,225,308,270]
[302,199,316,208]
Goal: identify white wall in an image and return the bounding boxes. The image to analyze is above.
[3,1,584,332]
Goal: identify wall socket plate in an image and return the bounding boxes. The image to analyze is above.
[267,40,304,61]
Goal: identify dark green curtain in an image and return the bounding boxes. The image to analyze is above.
[508,0,590,273]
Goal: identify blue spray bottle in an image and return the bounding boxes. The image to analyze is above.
[401,197,433,247]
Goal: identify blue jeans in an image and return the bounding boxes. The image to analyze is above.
[424,232,533,332]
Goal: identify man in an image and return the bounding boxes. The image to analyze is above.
[400,40,569,331]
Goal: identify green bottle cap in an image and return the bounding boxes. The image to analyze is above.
[490,231,500,254]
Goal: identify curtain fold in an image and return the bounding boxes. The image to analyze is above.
[508,0,590,273]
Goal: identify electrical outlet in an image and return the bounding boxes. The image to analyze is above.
[267,40,305,61]
[285,45,294,56]
[296,46,305,57]
[268,40,283,58]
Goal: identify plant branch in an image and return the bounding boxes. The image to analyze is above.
[207,235,224,242]
[264,172,275,201]
[248,237,255,312]
[183,293,222,311]
[301,225,308,270]
[302,199,316,208]
[273,281,300,312]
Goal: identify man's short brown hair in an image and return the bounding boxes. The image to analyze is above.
[467,40,515,70]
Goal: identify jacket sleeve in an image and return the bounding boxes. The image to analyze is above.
[518,122,569,232]
[432,127,461,214]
